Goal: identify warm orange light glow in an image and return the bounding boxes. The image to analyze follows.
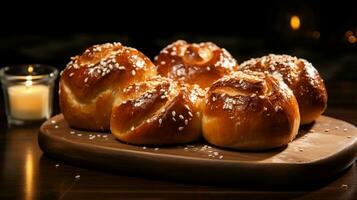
[348,35,356,44]
[27,65,34,74]
[312,31,320,39]
[25,150,34,200]
[290,15,300,30]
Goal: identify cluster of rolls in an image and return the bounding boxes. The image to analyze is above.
[59,40,327,150]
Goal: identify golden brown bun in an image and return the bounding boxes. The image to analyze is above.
[59,43,156,131]
[154,40,238,89]
[239,54,327,124]
[110,76,204,145]
[202,70,300,150]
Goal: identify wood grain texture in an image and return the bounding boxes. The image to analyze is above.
[39,114,357,186]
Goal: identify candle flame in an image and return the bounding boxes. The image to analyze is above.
[25,76,32,87]
[290,15,300,31]
[28,65,34,74]
[25,81,32,87]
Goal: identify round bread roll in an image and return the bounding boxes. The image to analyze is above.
[59,43,156,131]
[239,54,327,124]
[202,70,300,150]
[110,76,204,145]
[154,40,238,89]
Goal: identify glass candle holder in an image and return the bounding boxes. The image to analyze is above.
[0,64,58,125]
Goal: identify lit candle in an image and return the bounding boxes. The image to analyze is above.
[8,82,49,120]
[0,64,58,125]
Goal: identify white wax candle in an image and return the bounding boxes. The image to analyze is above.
[8,84,49,120]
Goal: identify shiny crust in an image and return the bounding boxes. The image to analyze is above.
[239,54,327,124]
[60,43,325,149]
[59,43,156,131]
[154,40,238,88]
[202,71,300,150]
[110,76,204,145]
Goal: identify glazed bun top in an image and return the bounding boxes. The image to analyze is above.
[61,42,156,101]
[239,54,327,124]
[206,70,297,117]
[202,70,301,149]
[239,54,322,88]
[154,40,238,88]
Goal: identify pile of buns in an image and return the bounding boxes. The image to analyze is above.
[60,40,327,150]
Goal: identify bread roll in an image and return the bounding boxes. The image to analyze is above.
[110,76,204,145]
[202,70,300,150]
[155,40,238,89]
[60,43,156,131]
[240,54,327,124]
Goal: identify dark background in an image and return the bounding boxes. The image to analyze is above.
[1,0,357,123]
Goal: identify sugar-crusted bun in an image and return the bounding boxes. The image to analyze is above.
[59,43,156,131]
[111,76,204,145]
[239,54,327,124]
[154,40,238,89]
[202,70,300,150]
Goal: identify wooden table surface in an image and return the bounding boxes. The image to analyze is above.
[0,81,356,200]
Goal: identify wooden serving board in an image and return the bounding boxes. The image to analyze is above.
[39,114,357,186]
